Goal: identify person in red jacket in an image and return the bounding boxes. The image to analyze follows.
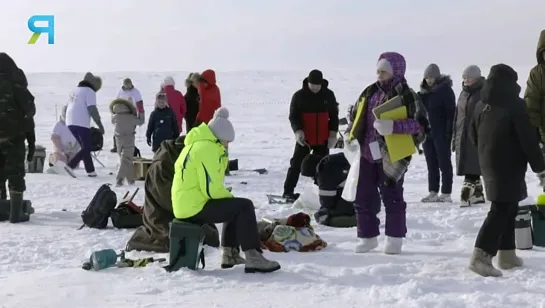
[162,76,187,131]
[196,69,221,124]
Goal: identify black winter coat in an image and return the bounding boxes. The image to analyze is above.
[470,64,545,202]
[418,75,456,142]
[184,85,199,124]
[146,107,179,152]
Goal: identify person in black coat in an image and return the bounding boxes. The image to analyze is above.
[283,69,339,202]
[468,64,545,277]
[184,73,200,133]
[418,64,456,203]
[146,92,179,152]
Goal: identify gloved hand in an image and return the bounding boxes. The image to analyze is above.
[344,137,359,153]
[294,130,306,146]
[373,119,394,136]
[27,142,35,162]
[327,131,338,148]
[537,170,545,187]
[97,125,105,135]
[147,139,152,147]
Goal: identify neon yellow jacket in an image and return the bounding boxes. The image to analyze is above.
[171,123,232,219]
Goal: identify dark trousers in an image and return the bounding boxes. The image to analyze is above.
[187,197,261,251]
[465,174,480,182]
[283,143,329,194]
[0,138,26,193]
[67,125,95,173]
[474,201,518,256]
[423,138,453,194]
[185,116,196,133]
[112,136,117,150]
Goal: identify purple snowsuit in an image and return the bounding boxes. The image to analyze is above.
[347,52,428,239]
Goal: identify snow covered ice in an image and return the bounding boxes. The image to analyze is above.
[0,70,543,308]
[3,0,545,307]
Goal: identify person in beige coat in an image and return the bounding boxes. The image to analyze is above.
[110,98,144,186]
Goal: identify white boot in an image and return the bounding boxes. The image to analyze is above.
[438,194,452,203]
[355,237,378,253]
[384,236,403,254]
[497,250,523,270]
[468,248,503,277]
[421,192,439,202]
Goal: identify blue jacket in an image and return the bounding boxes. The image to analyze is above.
[146,107,179,151]
[418,75,456,142]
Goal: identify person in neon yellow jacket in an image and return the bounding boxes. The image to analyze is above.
[171,107,280,274]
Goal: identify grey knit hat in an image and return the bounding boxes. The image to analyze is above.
[424,63,441,78]
[208,107,235,142]
[462,65,481,79]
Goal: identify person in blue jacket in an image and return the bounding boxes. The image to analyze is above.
[146,92,179,152]
[418,64,456,202]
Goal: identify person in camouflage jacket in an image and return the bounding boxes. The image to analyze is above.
[0,52,36,223]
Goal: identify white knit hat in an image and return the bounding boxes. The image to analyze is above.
[163,76,175,86]
[208,107,235,142]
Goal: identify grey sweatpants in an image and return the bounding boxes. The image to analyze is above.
[115,135,135,182]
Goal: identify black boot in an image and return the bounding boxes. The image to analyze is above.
[9,191,24,223]
[110,136,117,153]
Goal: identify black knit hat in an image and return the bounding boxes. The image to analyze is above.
[308,69,323,84]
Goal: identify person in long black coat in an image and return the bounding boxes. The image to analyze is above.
[468,64,545,277]
[184,73,200,133]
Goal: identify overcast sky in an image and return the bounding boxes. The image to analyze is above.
[0,0,544,73]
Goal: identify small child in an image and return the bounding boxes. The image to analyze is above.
[111,98,143,186]
[146,92,179,152]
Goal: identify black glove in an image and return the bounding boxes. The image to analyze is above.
[146,139,151,147]
[27,142,35,162]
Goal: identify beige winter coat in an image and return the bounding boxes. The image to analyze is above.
[110,98,143,136]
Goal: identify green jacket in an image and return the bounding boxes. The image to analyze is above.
[524,30,545,142]
[171,123,232,219]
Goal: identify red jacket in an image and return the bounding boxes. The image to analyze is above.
[163,85,186,129]
[196,69,221,124]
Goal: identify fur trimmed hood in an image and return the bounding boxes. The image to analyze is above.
[419,75,453,94]
[110,98,137,115]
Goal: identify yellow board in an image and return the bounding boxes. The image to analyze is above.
[373,103,416,163]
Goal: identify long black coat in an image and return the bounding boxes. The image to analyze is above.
[453,77,485,176]
[470,64,545,202]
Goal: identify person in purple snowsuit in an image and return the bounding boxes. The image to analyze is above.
[346,52,429,254]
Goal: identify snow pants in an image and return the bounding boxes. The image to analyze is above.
[355,157,407,239]
[115,135,135,182]
[186,197,261,251]
[67,125,95,173]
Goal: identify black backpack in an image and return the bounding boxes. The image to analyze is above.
[90,127,104,152]
[78,184,117,229]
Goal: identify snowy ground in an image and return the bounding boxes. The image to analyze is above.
[2,69,545,308]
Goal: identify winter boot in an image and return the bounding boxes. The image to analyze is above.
[421,192,440,202]
[438,194,452,203]
[115,178,124,187]
[468,248,502,277]
[384,236,403,255]
[470,180,486,204]
[355,237,379,253]
[497,250,523,270]
[221,247,245,269]
[9,191,25,223]
[460,181,477,206]
[243,249,281,273]
[282,192,300,203]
